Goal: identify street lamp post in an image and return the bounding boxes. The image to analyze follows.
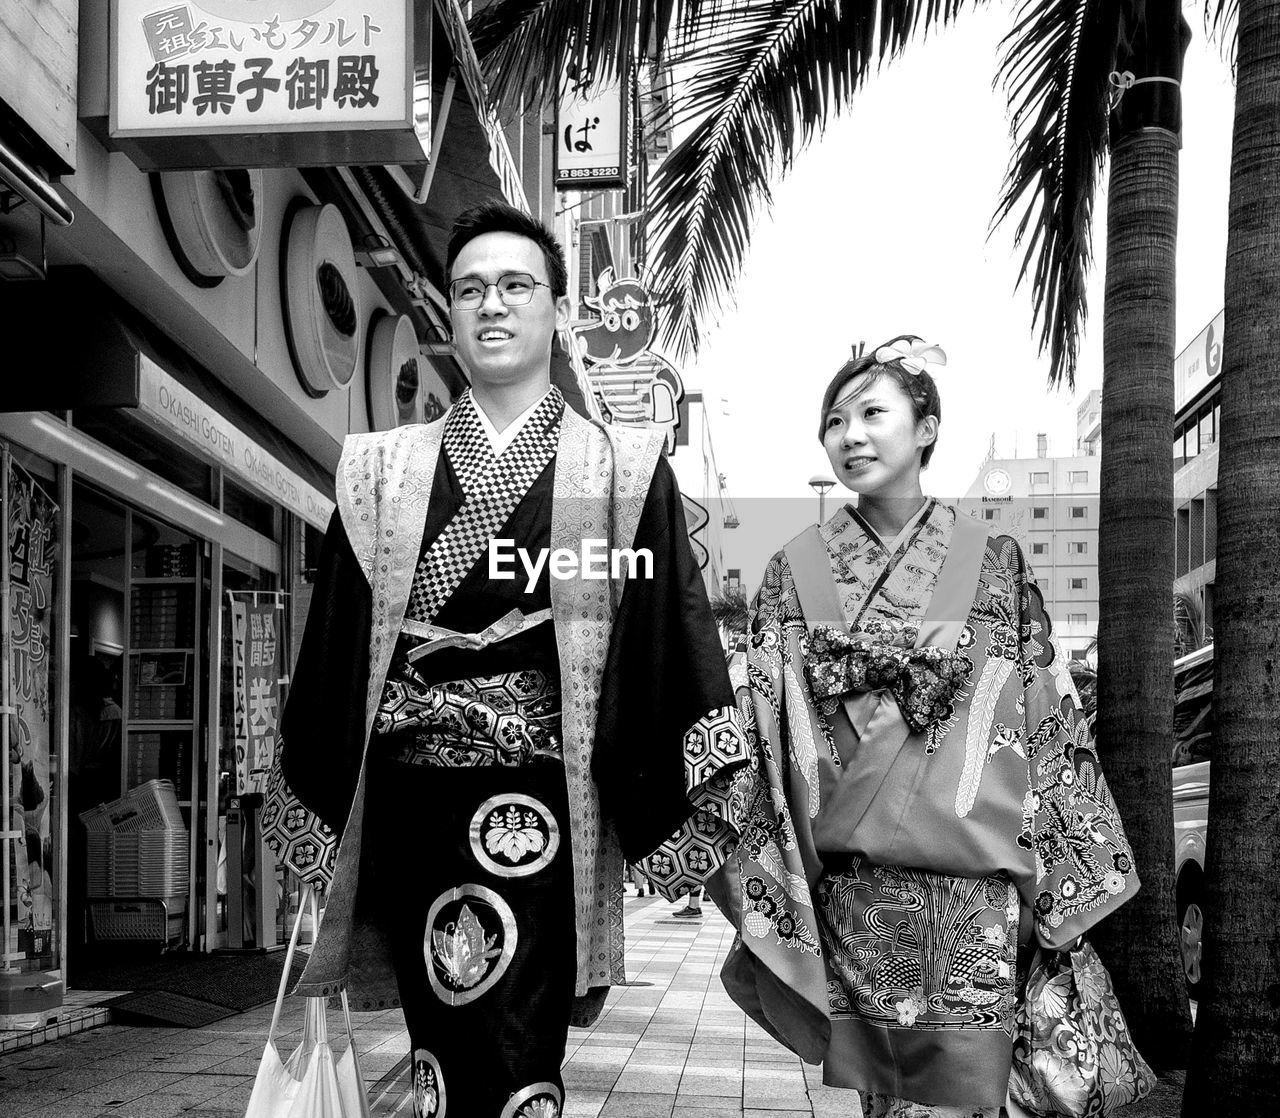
[808,476,836,524]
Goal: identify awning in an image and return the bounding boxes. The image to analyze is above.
[0,269,335,510]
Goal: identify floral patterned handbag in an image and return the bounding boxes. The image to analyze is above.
[1009,939,1156,1118]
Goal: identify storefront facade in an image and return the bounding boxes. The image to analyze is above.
[1,0,531,1027]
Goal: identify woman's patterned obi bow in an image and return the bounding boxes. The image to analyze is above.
[805,625,970,734]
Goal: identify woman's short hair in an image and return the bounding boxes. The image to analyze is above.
[818,336,943,467]
[446,200,569,298]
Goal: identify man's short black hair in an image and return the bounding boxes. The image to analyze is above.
[445,201,568,298]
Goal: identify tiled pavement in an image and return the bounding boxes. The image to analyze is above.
[0,895,860,1118]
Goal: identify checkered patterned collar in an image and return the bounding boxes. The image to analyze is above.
[444,388,562,488]
[408,386,566,624]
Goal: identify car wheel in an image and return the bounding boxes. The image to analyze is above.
[1176,863,1204,999]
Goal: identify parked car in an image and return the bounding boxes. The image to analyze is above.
[1173,644,1213,999]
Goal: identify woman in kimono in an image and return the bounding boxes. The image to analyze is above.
[713,337,1139,1117]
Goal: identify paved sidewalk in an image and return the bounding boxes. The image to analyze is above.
[0,895,858,1117]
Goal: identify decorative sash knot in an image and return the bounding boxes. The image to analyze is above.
[805,625,970,734]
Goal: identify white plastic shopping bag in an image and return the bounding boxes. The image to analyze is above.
[245,886,371,1118]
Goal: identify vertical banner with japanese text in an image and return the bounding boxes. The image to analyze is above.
[228,594,281,797]
[554,57,631,190]
[3,455,58,956]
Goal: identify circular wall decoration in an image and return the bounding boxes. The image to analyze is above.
[366,311,422,429]
[424,884,517,1006]
[468,793,561,879]
[151,169,263,286]
[281,200,361,398]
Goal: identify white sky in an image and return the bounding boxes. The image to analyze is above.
[679,2,1237,585]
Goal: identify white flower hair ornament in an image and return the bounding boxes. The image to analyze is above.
[874,337,948,376]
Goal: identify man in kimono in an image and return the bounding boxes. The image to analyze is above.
[276,202,745,1118]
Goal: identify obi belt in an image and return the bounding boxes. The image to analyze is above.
[373,658,562,768]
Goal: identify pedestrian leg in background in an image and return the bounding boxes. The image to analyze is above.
[628,863,655,896]
[673,885,703,918]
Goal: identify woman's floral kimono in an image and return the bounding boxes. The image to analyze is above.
[711,501,1138,1111]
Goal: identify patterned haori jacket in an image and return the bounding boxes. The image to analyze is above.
[286,401,747,1005]
[713,500,1138,1108]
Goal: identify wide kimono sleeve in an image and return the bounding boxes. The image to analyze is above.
[1013,541,1140,949]
[710,551,832,1062]
[592,456,749,895]
[278,509,372,837]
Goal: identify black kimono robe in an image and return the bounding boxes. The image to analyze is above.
[278,390,746,1118]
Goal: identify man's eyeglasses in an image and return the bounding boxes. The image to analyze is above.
[448,272,551,310]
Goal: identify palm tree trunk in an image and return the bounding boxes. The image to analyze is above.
[1090,122,1194,1064]
[1182,1,1280,1111]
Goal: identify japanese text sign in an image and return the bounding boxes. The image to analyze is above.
[229,593,282,797]
[111,0,410,139]
[554,63,630,190]
[3,458,58,952]
[1175,310,1224,411]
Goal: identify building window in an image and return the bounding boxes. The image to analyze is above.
[983,508,1000,521]
[1069,612,1088,626]
[1070,648,1090,661]
[1032,506,1048,520]
[1030,471,1050,484]
[1070,577,1087,590]
[1070,506,1087,519]
[1199,406,1215,450]
[1069,541,1088,554]
[1070,470,1089,483]
[224,479,276,537]
[1032,542,1048,555]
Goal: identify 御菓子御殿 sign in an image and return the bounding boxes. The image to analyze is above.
[108,0,429,169]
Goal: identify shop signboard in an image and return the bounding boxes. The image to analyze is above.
[136,356,335,531]
[2,459,58,963]
[228,594,282,797]
[1175,310,1225,412]
[572,270,685,452]
[107,0,429,169]
[554,62,630,190]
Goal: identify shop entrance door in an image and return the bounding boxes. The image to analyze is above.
[68,482,206,971]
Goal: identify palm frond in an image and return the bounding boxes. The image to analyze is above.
[1203,0,1238,40]
[991,0,1122,388]
[1067,656,1097,722]
[1174,586,1211,656]
[1202,0,1238,70]
[470,0,689,107]
[710,588,749,634]
[645,0,973,360]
